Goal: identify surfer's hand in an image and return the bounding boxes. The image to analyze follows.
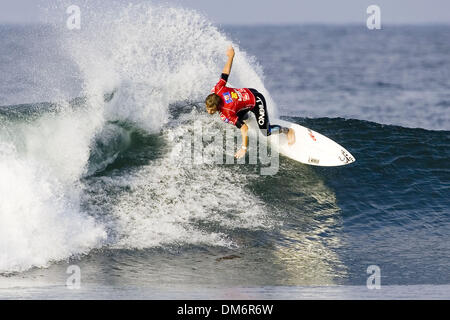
[234,147,246,159]
[226,46,235,58]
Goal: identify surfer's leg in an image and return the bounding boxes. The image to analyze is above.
[269,124,295,145]
[250,91,271,136]
[269,125,289,135]
[250,90,290,137]
[249,89,295,144]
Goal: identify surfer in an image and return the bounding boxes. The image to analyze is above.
[205,46,295,159]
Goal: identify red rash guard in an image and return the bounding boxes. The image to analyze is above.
[211,74,256,128]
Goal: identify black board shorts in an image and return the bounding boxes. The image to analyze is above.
[237,88,284,136]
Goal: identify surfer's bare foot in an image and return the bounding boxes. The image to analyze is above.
[287,128,295,145]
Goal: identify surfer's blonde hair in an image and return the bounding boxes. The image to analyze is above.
[205,93,221,113]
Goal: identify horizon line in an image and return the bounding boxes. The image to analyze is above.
[1,21,450,27]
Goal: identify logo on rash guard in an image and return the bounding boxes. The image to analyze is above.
[220,113,230,123]
[223,92,233,104]
[236,89,249,101]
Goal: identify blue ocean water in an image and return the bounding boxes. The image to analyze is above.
[225,25,450,130]
[0,5,449,299]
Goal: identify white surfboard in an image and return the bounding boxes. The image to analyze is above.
[246,118,356,167]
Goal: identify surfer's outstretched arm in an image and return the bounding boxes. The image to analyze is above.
[222,46,235,76]
[234,123,248,159]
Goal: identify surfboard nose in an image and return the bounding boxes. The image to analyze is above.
[338,148,356,165]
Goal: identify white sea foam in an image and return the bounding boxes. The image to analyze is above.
[0,139,105,273]
[83,111,274,250]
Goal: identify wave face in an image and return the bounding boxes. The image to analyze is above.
[0,3,274,273]
[0,5,448,286]
[293,117,450,285]
[2,100,449,284]
[0,105,106,272]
